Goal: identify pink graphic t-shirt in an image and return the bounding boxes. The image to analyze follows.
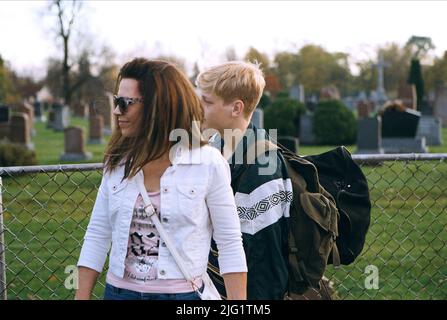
[106,191,202,293]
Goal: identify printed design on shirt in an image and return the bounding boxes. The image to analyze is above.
[123,195,161,282]
[237,190,292,220]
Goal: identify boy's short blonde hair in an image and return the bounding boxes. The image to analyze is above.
[196,61,266,117]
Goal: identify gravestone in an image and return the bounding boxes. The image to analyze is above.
[88,114,104,144]
[343,96,356,111]
[0,105,10,139]
[382,137,427,153]
[9,113,34,150]
[299,113,315,145]
[0,105,9,123]
[382,108,421,138]
[306,94,318,113]
[250,108,264,129]
[356,101,373,119]
[356,117,383,154]
[60,126,92,161]
[33,101,45,122]
[17,102,35,136]
[381,108,427,153]
[434,85,447,127]
[398,83,416,110]
[96,93,114,136]
[416,116,442,145]
[52,103,70,131]
[289,85,305,103]
[371,53,389,112]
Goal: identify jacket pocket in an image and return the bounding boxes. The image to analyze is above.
[177,182,205,201]
[176,181,207,219]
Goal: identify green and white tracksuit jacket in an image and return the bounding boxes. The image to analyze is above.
[208,123,293,299]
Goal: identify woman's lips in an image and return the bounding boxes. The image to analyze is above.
[118,120,130,127]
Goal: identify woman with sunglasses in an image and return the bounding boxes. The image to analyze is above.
[75,58,247,300]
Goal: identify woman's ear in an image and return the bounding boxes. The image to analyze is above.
[232,100,245,118]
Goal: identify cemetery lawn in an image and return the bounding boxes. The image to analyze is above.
[299,127,447,155]
[33,118,110,165]
[29,119,447,164]
[1,122,446,299]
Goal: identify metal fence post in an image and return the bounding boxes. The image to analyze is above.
[0,176,7,300]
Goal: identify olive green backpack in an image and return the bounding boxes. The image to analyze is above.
[251,141,341,297]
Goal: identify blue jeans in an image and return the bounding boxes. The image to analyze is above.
[103,283,203,300]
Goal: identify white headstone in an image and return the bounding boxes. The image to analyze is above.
[289,85,305,103]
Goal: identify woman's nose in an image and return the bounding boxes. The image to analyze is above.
[113,105,122,115]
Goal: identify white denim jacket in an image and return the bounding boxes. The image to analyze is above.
[77,144,247,280]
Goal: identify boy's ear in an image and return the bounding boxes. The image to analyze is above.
[232,100,245,117]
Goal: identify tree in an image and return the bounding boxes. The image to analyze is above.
[47,0,82,105]
[264,98,306,137]
[405,36,435,109]
[313,100,356,145]
[244,47,270,70]
[0,55,20,104]
[273,51,300,88]
[264,73,283,98]
[154,54,187,73]
[272,45,352,96]
[354,43,413,97]
[408,59,424,110]
[424,50,447,91]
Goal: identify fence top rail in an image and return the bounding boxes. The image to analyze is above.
[0,163,103,176]
[352,153,447,162]
[0,153,446,176]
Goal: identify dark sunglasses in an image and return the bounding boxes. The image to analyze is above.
[113,95,144,114]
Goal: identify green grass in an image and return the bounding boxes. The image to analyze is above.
[32,117,110,165]
[325,161,447,300]
[1,117,446,299]
[299,128,447,155]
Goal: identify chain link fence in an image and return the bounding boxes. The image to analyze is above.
[0,154,446,300]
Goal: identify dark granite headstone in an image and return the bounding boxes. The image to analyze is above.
[0,105,9,123]
[33,101,42,118]
[381,108,421,138]
[0,105,9,139]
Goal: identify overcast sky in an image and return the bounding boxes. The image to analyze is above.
[1,0,446,79]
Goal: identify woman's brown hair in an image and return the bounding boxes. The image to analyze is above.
[104,58,206,179]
